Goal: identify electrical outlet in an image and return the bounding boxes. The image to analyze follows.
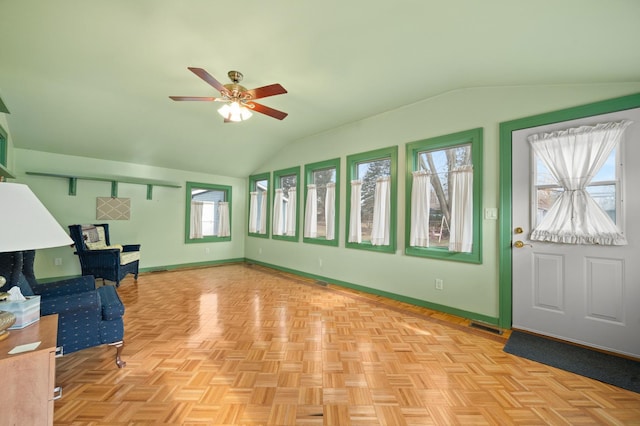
[318,258,323,267]
[435,279,444,290]
[54,258,62,266]
[205,247,210,254]
[258,248,263,255]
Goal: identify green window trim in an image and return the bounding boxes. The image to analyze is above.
[184,181,232,244]
[303,158,341,247]
[405,127,483,264]
[272,166,301,242]
[345,146,398,254]
[248,172,271,239]
[0,124,7,167]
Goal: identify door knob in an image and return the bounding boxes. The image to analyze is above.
[513,240,532,248]
[514,227,524,234]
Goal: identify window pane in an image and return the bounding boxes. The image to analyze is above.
[192,189,226,236]
[587,184,616,223]
[256,179,268,234]
[592,148,616,182]
[280,174,296,198]
[405,128,482,263]
[536,187,563,225]
[534,148,618,227]
[357,158,390,242]
[312,168,336,238]
[417,144,471,248]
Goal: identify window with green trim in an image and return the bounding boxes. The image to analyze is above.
[303,158,340,246]
[346,146,397,253]
[272,166,300,241]
[405,128,483,263]
[0,124,7,167]
[248,172,270,238]
[185,182,232,243]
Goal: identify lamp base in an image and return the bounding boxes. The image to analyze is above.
[0,310,17,340]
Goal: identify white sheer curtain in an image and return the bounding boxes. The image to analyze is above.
[249,192,258,233]
[304,184,317,238]
[529,120,631,245]
[272,188,284,236]
[190,201,204,239]
[217,202,230,237]
[286,187,297,236]
[325,182,336,240]
[348,180,362,243]
[259,190,267,234]
[448,165,473,253]
[371,176,390,246]
[410,171,431,247]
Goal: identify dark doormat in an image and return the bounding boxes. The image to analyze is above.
[504,331,640,393]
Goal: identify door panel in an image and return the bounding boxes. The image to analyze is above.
[512,107,640,358]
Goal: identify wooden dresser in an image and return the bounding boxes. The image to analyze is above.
[0,314,59,426]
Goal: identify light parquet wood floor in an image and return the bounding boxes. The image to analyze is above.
[54,264,640,425]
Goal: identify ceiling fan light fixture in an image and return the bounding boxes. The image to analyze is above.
[217,101,252,122]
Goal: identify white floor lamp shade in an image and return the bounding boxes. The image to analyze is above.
[0,183,73,252]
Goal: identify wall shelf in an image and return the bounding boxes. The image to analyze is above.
[26,171,181,200]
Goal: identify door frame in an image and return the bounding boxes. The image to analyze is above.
[497,92,640,330]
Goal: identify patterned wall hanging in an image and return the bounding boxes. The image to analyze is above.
[96,197,131,220]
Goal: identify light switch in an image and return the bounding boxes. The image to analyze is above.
[484,208,498,220]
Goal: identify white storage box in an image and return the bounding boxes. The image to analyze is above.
[0,295,41,329]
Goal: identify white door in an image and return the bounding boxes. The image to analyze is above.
[512,107,640,358]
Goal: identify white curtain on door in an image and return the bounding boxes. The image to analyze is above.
[448,165,473,252]
[272,188,285,236]
[286,187,297,236]
[304,184,317,238]
[529,120,631,245]
[410,171,431,247]
[325,182,336,240]
[348,180,362,243]
[249,192,258,233]
[371,176,390,246]
[190,201,204,239]
[217,201,230,237]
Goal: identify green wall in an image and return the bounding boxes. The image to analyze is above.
[245,83,640,323]
[6,82,640,325]
[12,149,246,278]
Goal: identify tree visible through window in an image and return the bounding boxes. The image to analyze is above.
[416,144,471,248]
[405,128,482,263]
[273,166,300,241]
[358,158,391,242]
[346,146,397,253]
[304,158,340,246]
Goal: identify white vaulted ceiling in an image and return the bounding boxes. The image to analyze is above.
[1,1,639,177]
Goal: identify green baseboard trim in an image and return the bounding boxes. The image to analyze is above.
[37,258,247,283]
[139,258,246,273]
[246,258,500,326]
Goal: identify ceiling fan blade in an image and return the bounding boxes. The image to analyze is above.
[187,67,229,94]
[248,102,288,120]
[244,84,287,100]
[169,96,219,101]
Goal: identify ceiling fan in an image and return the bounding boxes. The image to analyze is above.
[170,67,288,122]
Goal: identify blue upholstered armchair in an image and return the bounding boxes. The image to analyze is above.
[0,250,126,368]
[68,223,140,287]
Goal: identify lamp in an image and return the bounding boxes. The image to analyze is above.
[217,101,253,122]
[0,183,72,340]
[0,183,73,251]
